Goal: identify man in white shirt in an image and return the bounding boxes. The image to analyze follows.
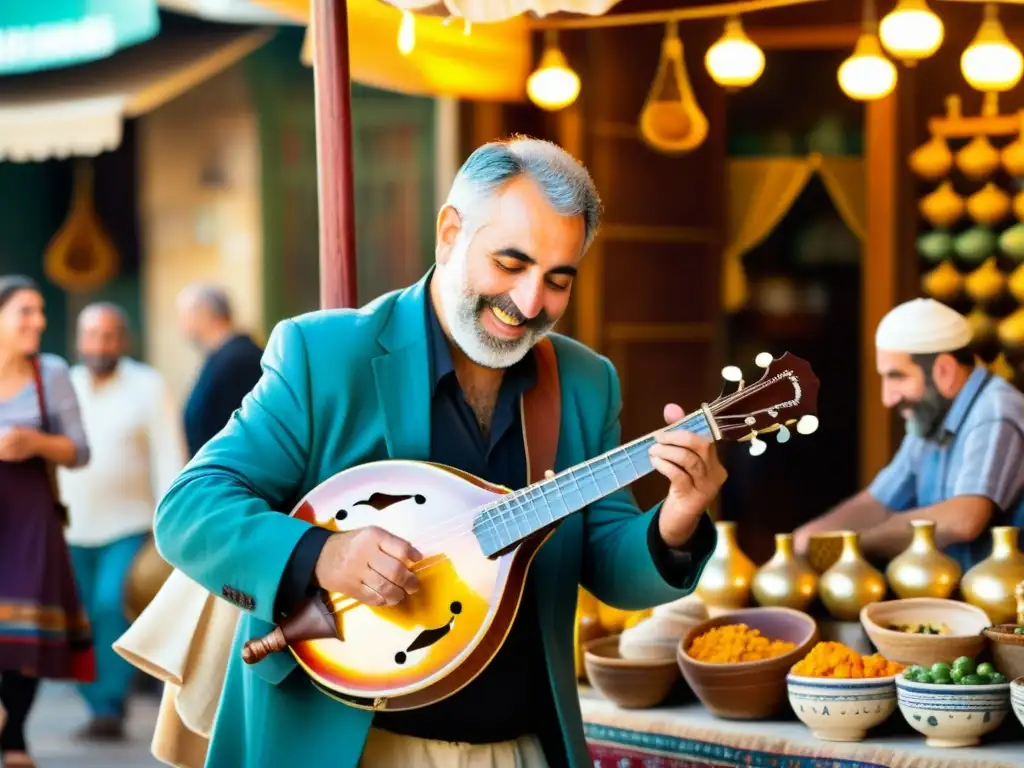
[57,303,187,740]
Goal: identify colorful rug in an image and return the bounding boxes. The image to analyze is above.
[585,722,887,768]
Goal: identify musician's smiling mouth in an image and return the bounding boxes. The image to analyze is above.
[394,601,463,665]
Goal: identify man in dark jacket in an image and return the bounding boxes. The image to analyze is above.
[175,285,264,458]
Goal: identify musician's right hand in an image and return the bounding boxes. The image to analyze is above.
[314,527,423,607]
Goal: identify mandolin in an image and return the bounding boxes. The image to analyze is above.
[241,351,819,711]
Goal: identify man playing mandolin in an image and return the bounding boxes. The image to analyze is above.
[153,137,725,768]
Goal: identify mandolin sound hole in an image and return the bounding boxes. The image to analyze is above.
[392,601,463,666]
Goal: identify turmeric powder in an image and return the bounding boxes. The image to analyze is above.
[791,641,904,679]
[686,623,797,664]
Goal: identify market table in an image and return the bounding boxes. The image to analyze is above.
[579,685,1024,768]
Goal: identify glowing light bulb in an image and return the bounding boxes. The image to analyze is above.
[705,16,765,90]
[398,10,415,56]
[879,0,944,66]
[526,33,580,111]
[838,31,897,101]
[961,3,1023,93]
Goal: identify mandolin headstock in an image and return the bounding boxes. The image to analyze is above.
[706,351,820,456]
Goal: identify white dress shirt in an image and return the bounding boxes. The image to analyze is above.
[58,357,188,547]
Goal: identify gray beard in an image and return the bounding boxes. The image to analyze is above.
[904,382,952,440]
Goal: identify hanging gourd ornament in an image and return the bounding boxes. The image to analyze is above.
[919,180,964,228]
[639,21,709,155]
[921,260,965,302]
[909,134,953,180]
[967,183,1011,226]
[965,257,1006,305]
[43,159,119,293]
[955,135,1000,181]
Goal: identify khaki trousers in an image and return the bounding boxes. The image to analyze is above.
[357,729,549,768]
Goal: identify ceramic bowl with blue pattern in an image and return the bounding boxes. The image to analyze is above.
[895,673,1010,747]
[786,674,897,742]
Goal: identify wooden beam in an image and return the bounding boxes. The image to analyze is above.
[747,23,861,50]
[312,0,357,310]
[862,91,898,488]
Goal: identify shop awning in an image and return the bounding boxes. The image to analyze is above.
[0,27,272,162]
[0,0,160,75]
[158,0,298,24]
[254,0,531,101]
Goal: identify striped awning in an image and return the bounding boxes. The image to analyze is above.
[0,27,272,162]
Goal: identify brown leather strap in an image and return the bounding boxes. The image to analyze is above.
[522,336,561,485]
[30,354,50,432]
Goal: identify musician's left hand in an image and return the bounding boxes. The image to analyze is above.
[649,403,727,548]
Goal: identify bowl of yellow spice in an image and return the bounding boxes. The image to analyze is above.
[787,641,904,742]
[677,607,818,719]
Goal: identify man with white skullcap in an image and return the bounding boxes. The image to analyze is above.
[794,298,1024,571]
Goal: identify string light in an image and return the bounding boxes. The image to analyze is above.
[705,16,765,90]
[879,0,943,66]
[960,2,1023,93]
[838,30,896,101]
[526,31,580,111]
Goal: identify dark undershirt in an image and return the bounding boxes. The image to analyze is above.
[274,295,716,760]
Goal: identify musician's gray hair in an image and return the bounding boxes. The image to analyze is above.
[445,136,603,252]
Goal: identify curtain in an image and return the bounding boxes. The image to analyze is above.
[724,153,866,313]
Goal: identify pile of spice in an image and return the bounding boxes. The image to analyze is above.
[686,623,797,664]
[791,641,904,679]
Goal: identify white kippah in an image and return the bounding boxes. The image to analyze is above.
[875,298,971,354]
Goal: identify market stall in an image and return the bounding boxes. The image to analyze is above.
[575,520,1024,767]
[580,686,1024,768]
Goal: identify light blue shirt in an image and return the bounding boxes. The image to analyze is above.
[868,365,1024,571]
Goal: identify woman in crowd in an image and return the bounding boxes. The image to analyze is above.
[0,275,93,767]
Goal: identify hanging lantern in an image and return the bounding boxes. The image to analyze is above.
[879,0,944,65]
[961,2,1023,93]
[527,31,580,111]
[705,15,765,90]
[838,30,897,101]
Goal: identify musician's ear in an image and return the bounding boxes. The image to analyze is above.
[436,205,463,264]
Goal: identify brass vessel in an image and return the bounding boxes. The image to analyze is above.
[574,588,606,680]
[885,520,962,599]
[961,526,1024,625]
[752,533,818,611]
[695,520,755,609]
[819,531,887,621]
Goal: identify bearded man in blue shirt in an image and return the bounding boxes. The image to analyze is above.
[152,137,724,768]
[795,298,1024,572]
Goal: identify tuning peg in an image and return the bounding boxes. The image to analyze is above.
[721,365,742,383]
[748,433,767,456]
[776,424,791,444]
[755,352,773,368]
[797,415,819,435]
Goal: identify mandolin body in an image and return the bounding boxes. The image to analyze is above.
[285,459,549,711]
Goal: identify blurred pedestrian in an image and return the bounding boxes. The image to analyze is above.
[0,275,93,768]
[175,285,263,457]
[58,303,187,740]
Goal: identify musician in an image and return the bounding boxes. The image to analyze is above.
[794,298,1024,571]
[153,137,723,768]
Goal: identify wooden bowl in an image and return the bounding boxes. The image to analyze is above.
[807,533,845,573]
[860,599,990,667]
[676,607,819,720]
[584,634,680,708]
[983,625,1024,681]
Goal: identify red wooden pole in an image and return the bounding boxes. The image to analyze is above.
[311,0,358,310]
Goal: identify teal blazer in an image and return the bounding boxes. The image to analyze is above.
[153,273,714,767]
